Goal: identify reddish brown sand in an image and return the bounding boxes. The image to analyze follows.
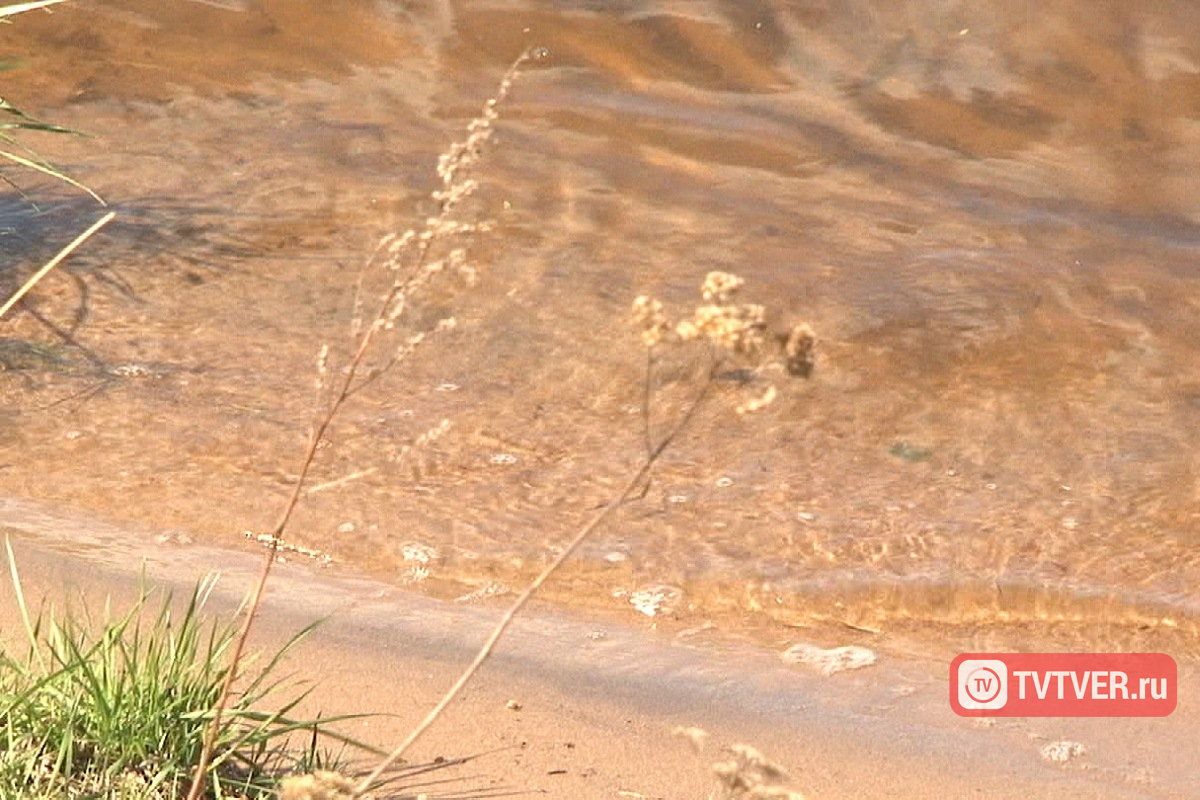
[2,496,1195,799]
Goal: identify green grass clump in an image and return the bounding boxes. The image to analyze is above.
[0,542,353,799]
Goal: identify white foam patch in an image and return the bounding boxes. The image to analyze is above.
[781,643,878,676]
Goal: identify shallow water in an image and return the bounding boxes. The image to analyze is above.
[2,0,1200,651]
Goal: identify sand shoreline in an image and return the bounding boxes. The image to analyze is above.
[0,494,1194,798]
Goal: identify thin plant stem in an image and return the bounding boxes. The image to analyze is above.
[183,533,278,800]
[0,0,68,19]
[185,51,537,798]
[355,359,716,796]
[184,243,438,800]
[0,210,115,321]
[643,346,655,457]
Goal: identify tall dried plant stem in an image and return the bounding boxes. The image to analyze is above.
[185,242,440,800]
[355,357,715,796]
[0,210,115,321]
[185,50,537,800]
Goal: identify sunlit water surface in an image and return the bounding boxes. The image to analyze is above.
[2,0,1200,653]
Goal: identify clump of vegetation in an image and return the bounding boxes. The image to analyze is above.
[0,541,362,799]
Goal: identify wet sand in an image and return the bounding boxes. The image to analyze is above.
[2,495,1197,798]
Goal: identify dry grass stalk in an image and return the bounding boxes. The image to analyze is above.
[184,48,542,800]
[354,372,715,794]
[355,273,806,794]
[0,210,115,321]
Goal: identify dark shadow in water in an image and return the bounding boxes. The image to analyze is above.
[1,189,292,383]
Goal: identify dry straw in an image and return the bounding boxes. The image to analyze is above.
[185,48,543,800]
[0,211,115,322]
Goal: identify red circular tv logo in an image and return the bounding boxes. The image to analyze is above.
[957,659,1009,710]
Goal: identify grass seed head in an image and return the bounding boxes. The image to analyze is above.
[632,294,669,347]
[278,770,356,800]
[784,323,816,377]
[314,344,330,391]
[701,270,745,302]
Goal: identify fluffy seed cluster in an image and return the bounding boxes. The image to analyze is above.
[672,725,710,753]
[784,323,816,377]
[631,294,669,347]
[675,301,766,353]
[277,770,356,800]
[632,271,767,354]
[631,272,817,416]
[701,270,745,302]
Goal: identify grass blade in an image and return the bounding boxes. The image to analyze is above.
[0,210,115,321]
[0,0,67,18]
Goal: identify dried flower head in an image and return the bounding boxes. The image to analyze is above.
[702,270,745,302]
[632,274,769,353]
[632,294,669,347]
[678,301,767,353]
[784,323,816,377]
[278,770,356,800]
